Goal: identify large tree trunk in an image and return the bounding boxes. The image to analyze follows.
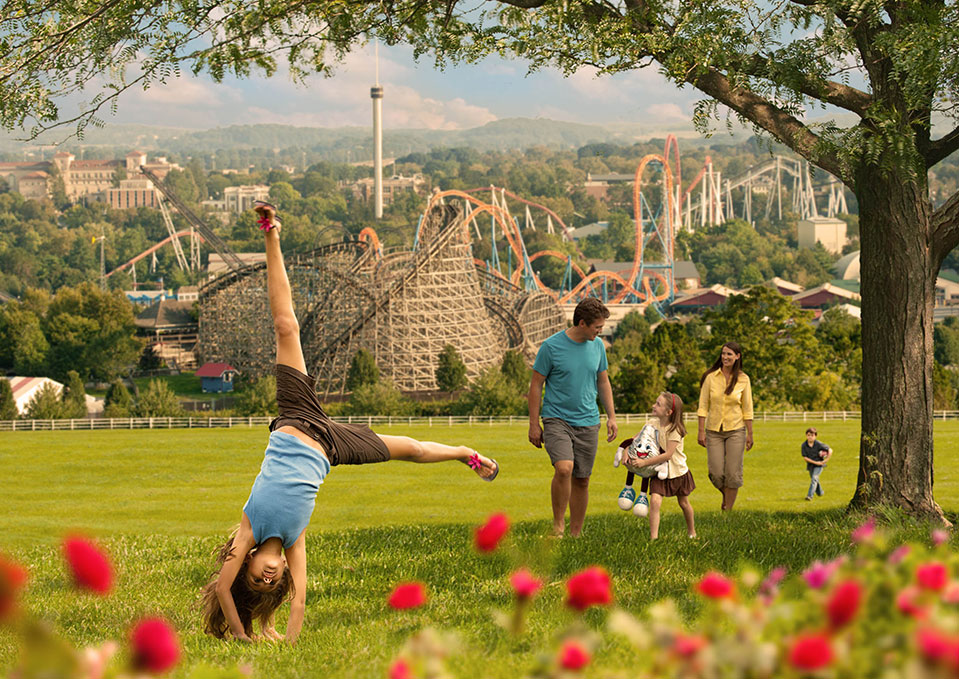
[850,167,946,521]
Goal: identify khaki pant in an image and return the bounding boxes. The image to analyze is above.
[706,428,746,490]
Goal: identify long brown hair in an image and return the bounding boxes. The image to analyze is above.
[200,534,293,639]
[699,341,743,395]
[661,391,687,437]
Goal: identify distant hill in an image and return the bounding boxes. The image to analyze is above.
[0,117,702,158]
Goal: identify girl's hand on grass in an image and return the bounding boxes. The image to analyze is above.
[264,627,283,641]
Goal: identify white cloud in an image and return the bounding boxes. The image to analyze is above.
[645,103,688,122]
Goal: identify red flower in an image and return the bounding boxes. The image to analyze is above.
[510,569,542,600]
[851,516,876,543]
[388,582,428,610]
[0,555,28,620]
[917,627,953,663]
[696,571,734,599]
[388,658,413,679]
[62,535,113,594]
[673,634,708,658]
[565,567,612,610]
[558,641,591,671]
[826,579,863,629]
[788,634,834,671]
[475,513,510,552]
[897,585,927,619]
[917,562,949,591]
[130,618,180,674]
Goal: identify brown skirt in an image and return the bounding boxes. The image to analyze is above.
[649,470,696,497]
[269,364,390,466]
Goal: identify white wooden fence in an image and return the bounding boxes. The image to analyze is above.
[1,411,958,432]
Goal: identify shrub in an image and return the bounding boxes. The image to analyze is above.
[234,374,277,416]
[455,367,525,416]
[135,379,184,417]
[346,349,379,392]
[24,382,65,419]
[435,345,467,392]
[103,378,133,418]
[346,380,413,416]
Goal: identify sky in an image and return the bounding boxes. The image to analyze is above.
[90,44,703,132]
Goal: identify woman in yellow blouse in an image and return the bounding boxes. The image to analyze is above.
[697,342,754,511]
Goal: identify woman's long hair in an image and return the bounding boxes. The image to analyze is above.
[699,341,743,395]
[200,533,293,639]
[662,391,687,437]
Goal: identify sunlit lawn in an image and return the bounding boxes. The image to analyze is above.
[1,421,956,677]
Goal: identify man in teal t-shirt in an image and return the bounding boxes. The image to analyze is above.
[528,297,618,537]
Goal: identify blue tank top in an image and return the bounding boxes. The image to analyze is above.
[243,431,331,548]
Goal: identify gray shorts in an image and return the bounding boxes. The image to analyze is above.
[543,418,600,478]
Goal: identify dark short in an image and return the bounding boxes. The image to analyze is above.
[648,470,696,497]
[269,364,390,466]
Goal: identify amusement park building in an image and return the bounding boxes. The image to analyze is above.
[223,185,270,214]
[797,217,848,254]
[350,174,427,205]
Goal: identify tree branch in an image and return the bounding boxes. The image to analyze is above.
[925,126,959,168]
[931,189,959,264]
[689,66,845,180]
[739,54,873,116]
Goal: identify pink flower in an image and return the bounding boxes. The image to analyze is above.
[388,582,428,610]
[510,569,542,600]
[0,554,28,621]
[932,529,950,547]
[759,567,787,599]
[942,582,959,604]
[565,567,612,610]
[558,641,591,671]
[673,634,708,658]
[917,562,949,591]
[696,571,735,599]
[130,618,180,674]
[897,585,927,619]
[802,560,838,589]
[388,658,413,679]
[826,580,864,629]
[889,545,911,565]
[62,535,113,594]
[788,634,834,671]
[851,516,877,543]
[475,513,510,552]
[917,627,953,663]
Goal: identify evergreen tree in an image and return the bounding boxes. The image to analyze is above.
[135,379,184,417]
[345,349,379,392]
[61,369,87,418]
[435,345,468,393]
[235,375,278,416]
[0,378,18,420]
[500,350,529,392]
[104,378,133,417]
[25,382,65,419]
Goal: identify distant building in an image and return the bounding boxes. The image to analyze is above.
[0,162,50,199]
[769,277,805,296]
[125,290,176,305]
[671,284,741,310]
[207,252,268,278]
[2,376,102,417]
[792,282,861,308]
[584,260,700,290]
[583,173,634,201]
[135,299,198,370]
[351,174,426,205]
[108,177,158,209]
[177,286,199,302]
[223,185,270,214]
[569,221,608,240]
[833,250,861,281]
[798,217,848,254]
[195,362,239,393]
[936,276,959,306]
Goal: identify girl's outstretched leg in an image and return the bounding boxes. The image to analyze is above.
[259,205,307,375]
[378,434,498,480]
[648,493,663,540]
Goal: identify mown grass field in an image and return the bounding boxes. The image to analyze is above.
[1,421,957,677]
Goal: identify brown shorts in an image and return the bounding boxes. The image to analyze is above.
[269,364,390,466]
[649,470,696,497]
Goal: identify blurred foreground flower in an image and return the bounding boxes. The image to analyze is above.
[916,561,949,591]
[788,634,833,671]
[130,617,180,674]
[388,657,412,679]
[388,582,428,610]
[826,580,863,629]
[62,535,113,594]
[851,516,877,543]
[696,571,734,599]
[510,569,542,600]
[474,513,510,553]
[0,554,28,621]
[558,640,590,671]
[565,567,612,611]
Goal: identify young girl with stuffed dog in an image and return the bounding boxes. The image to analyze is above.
[625,392,696,539]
